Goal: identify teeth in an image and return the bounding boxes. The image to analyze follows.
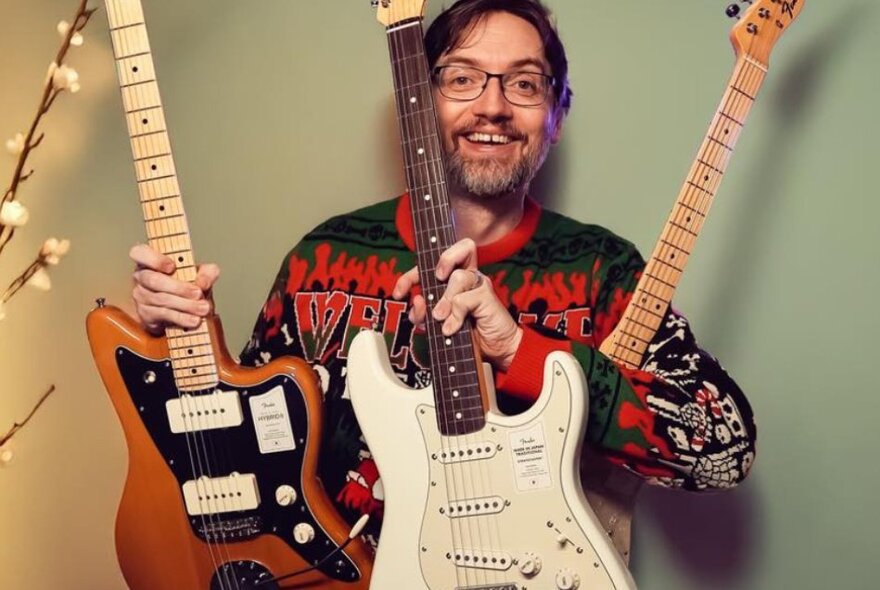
[466,133,511,145]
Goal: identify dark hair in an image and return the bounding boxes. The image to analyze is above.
[425,0,572,112]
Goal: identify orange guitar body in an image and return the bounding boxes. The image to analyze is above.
[87,304,373,589]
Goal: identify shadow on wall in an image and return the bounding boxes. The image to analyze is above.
[703,2,873,350]
[637,4,874,587]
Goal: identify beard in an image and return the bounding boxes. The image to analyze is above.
[445,123,553,198]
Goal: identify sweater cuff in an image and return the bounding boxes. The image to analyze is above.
[494,326,572,401]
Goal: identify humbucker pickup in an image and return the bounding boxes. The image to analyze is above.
[165,390,243,433]
[181,473,259,516]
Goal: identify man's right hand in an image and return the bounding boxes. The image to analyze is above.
[129,244,220,335]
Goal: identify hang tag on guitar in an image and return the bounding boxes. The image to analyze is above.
[509,422,552,491]
[249,385,296,454]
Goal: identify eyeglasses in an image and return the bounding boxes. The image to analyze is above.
[432,65,555,107]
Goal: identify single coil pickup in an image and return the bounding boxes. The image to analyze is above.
[166,390,243,433]
[435,441,497,464]
[446,495,506,518]
[455,585,519,590]
[196,516,262,542]
[448,549,513,571]
[182,472,259,516]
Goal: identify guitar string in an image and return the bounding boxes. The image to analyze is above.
[608,56,763,372]
[396,18,501,587]
[388,21,471,589]
[107,1,239,587]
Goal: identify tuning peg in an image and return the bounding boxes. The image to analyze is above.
[741,0,753,4]
[726,3,741,18]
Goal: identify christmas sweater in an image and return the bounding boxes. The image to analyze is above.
[239,195,757,536]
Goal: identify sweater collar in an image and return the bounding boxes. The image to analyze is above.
[395,193,541,265]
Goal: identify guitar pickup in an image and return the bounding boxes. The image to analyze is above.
[436,441,497,464]
[165,390,243,433]
[182,473,260,516]
[446,495,506,518]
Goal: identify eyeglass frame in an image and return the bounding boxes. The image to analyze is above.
[431,65,557,107]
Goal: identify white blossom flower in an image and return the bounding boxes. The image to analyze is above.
[52,64,80,94]
[27,267,52,292]
[56,20,84,46]
[0,200,29,227]
[0,448,13,466]
[5,132,25,156]
[46,61,58,85]
[41,237,71,265]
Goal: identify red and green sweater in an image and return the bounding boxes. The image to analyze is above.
[239,195,756,536]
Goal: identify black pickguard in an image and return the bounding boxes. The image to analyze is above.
[117,347,361,582]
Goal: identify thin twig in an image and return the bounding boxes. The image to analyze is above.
[0,0,95,257]
[0,385,57,448]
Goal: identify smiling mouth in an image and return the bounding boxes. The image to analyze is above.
[464,132,515,145]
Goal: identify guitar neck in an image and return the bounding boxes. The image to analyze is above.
[105,0,218,392]
[386,19,486,436]
[602,55,768,369]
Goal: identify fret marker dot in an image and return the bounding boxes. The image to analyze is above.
[445,338,452,345]
[410,96,417,103]
[452,390,460,397]
[417,148,425,155]
[427,293,434,301]
[187,349,193,355]
[430,236,437,243]
[132,66,139,73]
[704,175,709,181]
[159,205,165,211]
[455,412,462,420]
[142,118,148,125]
[424,194,431,201]
[178,256,184,263]
[151,164,158,171]
[449,366,456,373]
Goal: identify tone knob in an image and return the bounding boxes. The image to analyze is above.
[275,485,297,506]
[555,569,581,590]
[518,552,542,577]
[293,522,315,544]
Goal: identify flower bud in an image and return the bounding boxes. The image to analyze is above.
[5,133,25,156]
[0,201,29,227]
[52,64,80,93]
[27,267,52,292]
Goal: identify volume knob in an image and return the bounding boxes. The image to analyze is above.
[518,552,542,577]
[555,568,581,590]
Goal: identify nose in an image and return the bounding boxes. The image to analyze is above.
[471,77,513,122]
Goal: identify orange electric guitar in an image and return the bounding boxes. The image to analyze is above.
[86,1,372,588]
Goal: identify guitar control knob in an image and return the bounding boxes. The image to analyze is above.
[555,569,581,590]
[518,552,542,577]
[293,522,315,544]
[275,485,297,506]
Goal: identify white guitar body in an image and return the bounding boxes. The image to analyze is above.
[349,330,637,590]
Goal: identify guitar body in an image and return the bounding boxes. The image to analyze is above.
[349,330,634,590]
[88,305,372,589]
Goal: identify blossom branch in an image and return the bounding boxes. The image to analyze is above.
[0,0,96,257]
[0,385,56,450]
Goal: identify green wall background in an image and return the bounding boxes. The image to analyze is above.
[0,1,876,588]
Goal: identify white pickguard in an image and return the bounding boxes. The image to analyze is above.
[349,330,636,590]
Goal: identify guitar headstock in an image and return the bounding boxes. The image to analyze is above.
[728,0,805,65]
[372,0,427,27]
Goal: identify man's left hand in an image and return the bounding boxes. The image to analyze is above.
[392,238,523,371]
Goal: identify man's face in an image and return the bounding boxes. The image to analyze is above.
[434,11,564,198]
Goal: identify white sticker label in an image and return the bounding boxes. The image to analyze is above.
[249,385,296,454]
[509,423,552,492]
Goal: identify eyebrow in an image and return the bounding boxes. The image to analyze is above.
[439,56,549,74]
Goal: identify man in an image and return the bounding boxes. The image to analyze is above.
[130,0,756,538]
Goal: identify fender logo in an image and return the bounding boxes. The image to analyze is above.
[782,0,798,19]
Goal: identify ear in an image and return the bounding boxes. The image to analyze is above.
[549,107,565,144]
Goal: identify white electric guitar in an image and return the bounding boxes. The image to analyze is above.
[348,2,635,589]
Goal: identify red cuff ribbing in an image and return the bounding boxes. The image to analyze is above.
[494,326,572,401]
